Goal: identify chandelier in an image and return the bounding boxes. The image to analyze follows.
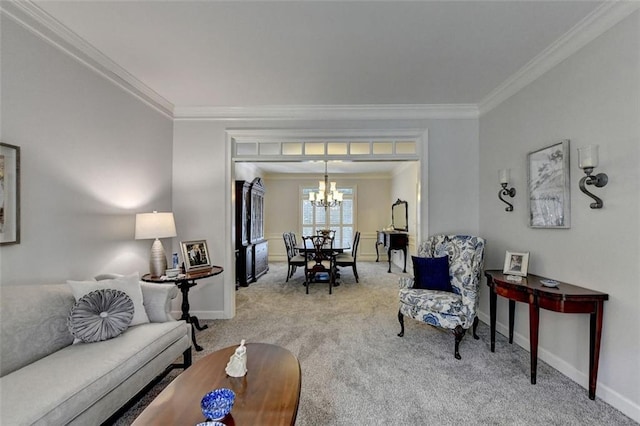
[308,161,343,208]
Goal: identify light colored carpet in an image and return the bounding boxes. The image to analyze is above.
[115,261,636,425]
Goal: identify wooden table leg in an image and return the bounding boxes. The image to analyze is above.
[509,300,515,344]
[589,302,604,400]
[490,284,497,352]
[402,247,407,273]
[529,297,539,385]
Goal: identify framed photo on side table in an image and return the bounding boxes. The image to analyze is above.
[503,251,529,277]
[527,140,571,228]
[181,240,211,271]
[0,142,20,245]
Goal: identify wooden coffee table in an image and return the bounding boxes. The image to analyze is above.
[132,343,301,425]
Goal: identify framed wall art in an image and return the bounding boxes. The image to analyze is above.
[503,251,529,277]
[181,239,211,271]
[0,142,20,245]
[527,140,570,228]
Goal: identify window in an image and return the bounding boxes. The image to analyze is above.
[301,187,354,248]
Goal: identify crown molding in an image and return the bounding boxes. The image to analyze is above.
[173,104,479,121]
[478,1,640,116]
[1,0,174,119]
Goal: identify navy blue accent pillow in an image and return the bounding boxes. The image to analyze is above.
[412,255,452,292]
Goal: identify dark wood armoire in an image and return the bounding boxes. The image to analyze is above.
[235,177,269,286]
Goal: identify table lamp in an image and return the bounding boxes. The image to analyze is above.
[135,211,177,277]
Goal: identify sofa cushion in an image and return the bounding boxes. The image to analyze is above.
[140,282,179,323]
[67,273,149,326]
[0,285,76,377]
[68,289,134,343]
[411,255,451,292]
[0,320,190,426]
[95,274,179,323]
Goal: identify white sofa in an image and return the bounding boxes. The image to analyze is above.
[0,282,192,425]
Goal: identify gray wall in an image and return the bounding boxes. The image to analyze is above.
[478,11,639,418]
[0,17,173,285]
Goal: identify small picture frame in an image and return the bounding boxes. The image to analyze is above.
[181,240,211,271]
[503,251,530,277]
[0,142,20,245]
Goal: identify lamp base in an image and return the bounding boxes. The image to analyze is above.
[150,238,168,277]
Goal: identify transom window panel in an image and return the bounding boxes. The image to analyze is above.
[231,132,420,161]
[301,187,354,249]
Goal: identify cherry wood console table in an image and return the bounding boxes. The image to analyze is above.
[142,266,223,351]
[484,270,608,400]
[376,230,408,273]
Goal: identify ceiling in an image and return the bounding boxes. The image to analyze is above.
[32,0,603,108]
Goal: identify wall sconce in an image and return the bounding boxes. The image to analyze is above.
[498,169,516,212]
[578,145,608,209]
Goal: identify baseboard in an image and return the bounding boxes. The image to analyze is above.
[476,311,640,423]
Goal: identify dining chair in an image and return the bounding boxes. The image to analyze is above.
[283,232,305,282]
[335,231,360,283]
[302,235,337,294]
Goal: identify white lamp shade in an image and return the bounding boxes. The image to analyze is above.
[578,145,599,169]
[135,212,177,240]
[499,169,510,184]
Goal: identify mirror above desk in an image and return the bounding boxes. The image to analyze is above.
[376,199,409,273]
[392,199,408,232]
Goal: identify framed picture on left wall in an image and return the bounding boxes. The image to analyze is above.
[0,142,20,245]
[181,240,212,271]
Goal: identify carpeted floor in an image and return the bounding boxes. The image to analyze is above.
[115,261,636,425]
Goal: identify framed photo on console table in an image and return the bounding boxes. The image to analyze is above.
[0,142,20,245]
[181,240,211,271]
[527,140,570,228]
[503,251,529,277]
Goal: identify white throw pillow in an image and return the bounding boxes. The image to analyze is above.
[67,273,150,326]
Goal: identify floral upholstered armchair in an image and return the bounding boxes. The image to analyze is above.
[398,235,485,359]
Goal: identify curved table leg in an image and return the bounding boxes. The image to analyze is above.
[178,280,207,352]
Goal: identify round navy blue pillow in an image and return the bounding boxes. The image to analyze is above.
[411,255,452,292]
